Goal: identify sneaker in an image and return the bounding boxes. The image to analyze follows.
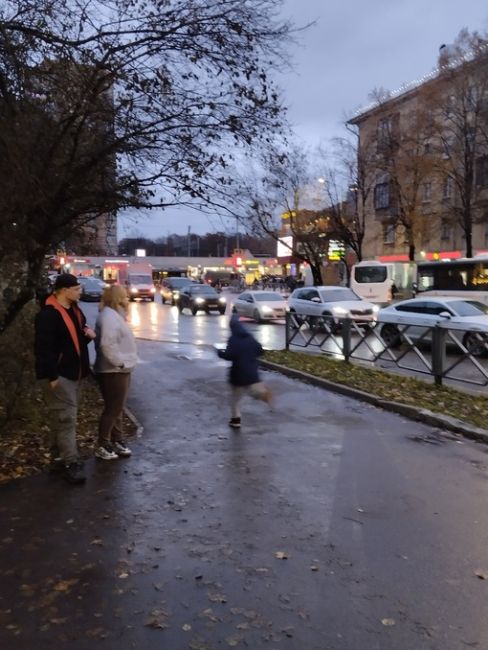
[48,458,64,475]
[228,417,241,429]
[62,462,86,485]
[95,445,119,460]
[113,441,132,457]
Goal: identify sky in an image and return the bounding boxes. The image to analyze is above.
[118,0,488,241]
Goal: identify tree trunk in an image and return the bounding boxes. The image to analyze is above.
[310,264,323,286]
[465,228,473,258]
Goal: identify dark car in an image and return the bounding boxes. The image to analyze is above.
[177,284,227,315]
[78,277,106,302]
[160,277,195,305]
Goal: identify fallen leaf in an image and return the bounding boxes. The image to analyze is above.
[53,578,79,592]
[274,551,288,560]
[381,618,396,626]
[475,570,488,580]
[182,623,192,631]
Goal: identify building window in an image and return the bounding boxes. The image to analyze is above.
[442,176,454,199]
[476,155,488,188]
[383,224,395,245]
[440,220,451,241]
[374,182,390,209]
[443,135,455,158]
[422,182,432,202]
[377,117,391,144]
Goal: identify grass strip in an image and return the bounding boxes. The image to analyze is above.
[264,350,488,430]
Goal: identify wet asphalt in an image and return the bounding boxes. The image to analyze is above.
[1,326,488,648]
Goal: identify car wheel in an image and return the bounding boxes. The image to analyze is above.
[381,323,401,348]
[191,306,198,316]
[463,332,488,357]
[161,295,166,304]
[253,309,262,323]
[289,309,304,325]
[219,308,226,315]
[177,302,183,313]
[232,306,237,314]
[313,312,338,333]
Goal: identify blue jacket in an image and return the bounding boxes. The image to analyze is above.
[219,316,264,386]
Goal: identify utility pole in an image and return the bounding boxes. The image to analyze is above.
[236,216,240,250]
[187,225,191,256]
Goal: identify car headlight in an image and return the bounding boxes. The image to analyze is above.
[332,306,348,315]
[173,290,180,298]
[195,297,205,304]
[261,305,273,313]
[130,287,138,293]
[218,297,226,303]
[150,287,156,293]
[372,305,379,313]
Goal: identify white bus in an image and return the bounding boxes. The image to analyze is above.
[416,257,488,305]
[350,261,394,304]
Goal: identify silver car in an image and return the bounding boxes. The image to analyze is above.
[288,286,379,328]
[232,290,287,322]
[378,297,488,356]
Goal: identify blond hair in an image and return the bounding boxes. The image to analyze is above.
[100,284,129,311]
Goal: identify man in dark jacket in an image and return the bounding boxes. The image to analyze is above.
[218,315,272,429]
[34,273,96,484]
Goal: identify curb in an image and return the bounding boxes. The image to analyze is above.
[259,359,488,445]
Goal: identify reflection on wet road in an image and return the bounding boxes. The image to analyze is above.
[82,294,287,351]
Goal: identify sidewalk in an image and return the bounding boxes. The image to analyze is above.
[1,339,487,650]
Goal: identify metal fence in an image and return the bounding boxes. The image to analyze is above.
[284,312,488,388]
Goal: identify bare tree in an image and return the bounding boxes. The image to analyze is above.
[235,143,335,285]
[428,29,488,258]
[0,0,299,332]
[318,125,377,265]
[366,89,435,262]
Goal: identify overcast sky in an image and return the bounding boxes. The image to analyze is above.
[118,0,488,241]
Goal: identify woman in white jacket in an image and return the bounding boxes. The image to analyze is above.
[94,285,138,460]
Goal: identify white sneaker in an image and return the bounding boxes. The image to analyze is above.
[113,441,132,457]
[95,445,119,460]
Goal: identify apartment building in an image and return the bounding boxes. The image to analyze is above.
[348,42,488,262]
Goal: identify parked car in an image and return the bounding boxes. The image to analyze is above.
[287,286,379,329]
[378,297,488,356]
[78,277,106,302]
[232,290,287,322]
[177,284,227,315]
[160,277,195,305]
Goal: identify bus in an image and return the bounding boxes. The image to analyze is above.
[350,261,394,304]
[415,257,488,305]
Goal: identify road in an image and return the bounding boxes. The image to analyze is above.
[83,293,488,390]
[1,295,488,649]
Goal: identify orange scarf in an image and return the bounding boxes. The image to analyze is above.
[45,295,83,358]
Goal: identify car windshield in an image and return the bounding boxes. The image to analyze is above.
[190,286,218,295]
[81,279,102,289]
[254,293,284,302]
[129,275,152,284]
[450,300,488,316]
[319,288,361,302]
[170,278,192,287]
[354,266,387,283]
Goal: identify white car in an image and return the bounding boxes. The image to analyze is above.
[378,297,488,356]
[288,286,378,328]
[232,290,287,322]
